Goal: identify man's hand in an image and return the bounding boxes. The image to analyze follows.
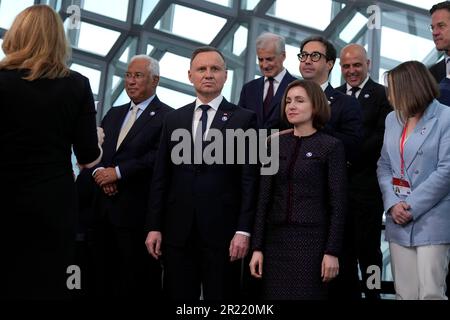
[94,167,118,186]
[229,233,249,262]
[102,183,118,196]
[145,231,162,260]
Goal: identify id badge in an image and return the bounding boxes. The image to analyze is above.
[392,177,411,196]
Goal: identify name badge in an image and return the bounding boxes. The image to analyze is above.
[392,177,411,196]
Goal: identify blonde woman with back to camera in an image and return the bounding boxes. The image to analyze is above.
[0,5,102,299]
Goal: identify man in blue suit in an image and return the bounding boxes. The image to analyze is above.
[91,55,173,298]
[299,36,362,300]
[238,32,297,129]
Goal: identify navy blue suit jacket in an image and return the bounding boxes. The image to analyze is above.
[94,96,173,228]
[429,59,445,83]
[147,98,258,248]
[238,70,297,129]
[323,84,362,164]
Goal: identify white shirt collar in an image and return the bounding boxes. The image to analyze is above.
[320,81,330,91]
[195,95,223,111]
[131,94,155,112]
[345,75,370,92]
[265,68,287,83]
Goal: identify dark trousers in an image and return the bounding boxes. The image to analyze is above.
[92,219,162,298]
[162,229,241,300]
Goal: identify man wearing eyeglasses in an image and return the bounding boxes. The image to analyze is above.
[238,32,297,129]
[336,44,392,300]
[299,36,362,300]
[91,55,173,298]
[430,1,450,83]
[299,36,362,164]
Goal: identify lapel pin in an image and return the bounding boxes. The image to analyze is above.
[364,94,370,98]
[150,111,155,116]
[306,152,312,157]
[421,127,426,135]
[222,113,228,122]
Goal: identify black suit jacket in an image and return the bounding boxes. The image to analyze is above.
[323,84,362,164]
[95,96,173,228]
[147,98,258,248]
[238,70,297,129]
[336,78,392,195]
[429,59,445,83]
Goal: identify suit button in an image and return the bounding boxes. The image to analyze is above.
[418,150,423,155]
[414,170,419,174]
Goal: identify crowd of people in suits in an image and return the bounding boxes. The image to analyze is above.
[1,2,449,300]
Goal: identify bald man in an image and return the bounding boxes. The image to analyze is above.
[336,44,392,299]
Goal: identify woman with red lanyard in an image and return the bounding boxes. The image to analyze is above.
[377,60,450,300]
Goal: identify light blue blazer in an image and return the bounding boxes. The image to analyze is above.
[377,100,450,246]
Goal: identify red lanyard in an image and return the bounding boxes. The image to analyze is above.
[399,122,408,178]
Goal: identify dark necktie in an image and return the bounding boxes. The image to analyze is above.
[350,86,360,97]
[198,105,210,141]
[263,77,274,119]
[194,105,210,163]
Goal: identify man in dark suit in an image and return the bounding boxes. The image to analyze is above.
[337,44,392,299]
[92,55,173,297]
[429,1,450,82]
[238,32,297,129]
[299,36,362,164]
[299,36,362,300]
[145,46,258,300]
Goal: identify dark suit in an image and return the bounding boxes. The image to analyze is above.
[336,78,392,299]
[429,59,446,83]
[93,96,173,298]
[147,98,258,300]
[323,84,362,164]
[238,70,297,129]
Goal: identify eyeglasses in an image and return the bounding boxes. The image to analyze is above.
[297,51,327,62]
[125,72,146,80]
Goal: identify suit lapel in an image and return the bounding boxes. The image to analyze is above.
[208,99,235,134]
[110,104,130,150]
[404,101,438,171]
[256,77,265,125]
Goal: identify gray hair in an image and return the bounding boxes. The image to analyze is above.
[256,32,285,54]
[130,54,160,76]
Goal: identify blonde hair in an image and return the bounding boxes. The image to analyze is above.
[0,4,70,80]
[386,61,438,123]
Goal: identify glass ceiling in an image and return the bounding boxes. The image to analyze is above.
[0,0,438,120]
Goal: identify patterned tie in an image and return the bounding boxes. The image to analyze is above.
[350,86,360,97]
[116,105,138,150]
[263,77,274,119]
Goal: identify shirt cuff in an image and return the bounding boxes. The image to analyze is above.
[92,167,104,176]
[235,231,250,237]
[115,166,122,180]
